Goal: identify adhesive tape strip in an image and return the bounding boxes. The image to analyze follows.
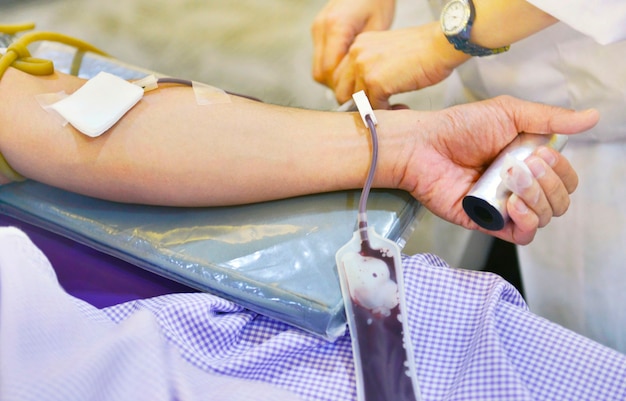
[192,81,231,105]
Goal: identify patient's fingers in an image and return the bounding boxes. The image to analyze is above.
[536,146,578,194]
[502,146,575,229]
[529,146,578,218]
[500,145,578,245]
[508,162,553,228]
[527,155,569,225]
[505,193,539,245]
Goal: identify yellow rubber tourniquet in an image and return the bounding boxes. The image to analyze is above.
[0,23,109,182]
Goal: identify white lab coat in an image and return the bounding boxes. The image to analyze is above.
[435,2,626,352]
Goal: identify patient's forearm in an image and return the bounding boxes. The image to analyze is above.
[94,95,375,206]
[0,67,416,206]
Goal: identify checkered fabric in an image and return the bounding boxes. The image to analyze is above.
[1,226,625,401]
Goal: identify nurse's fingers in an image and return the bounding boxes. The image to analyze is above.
[311,18,353,87]
[332,58,357,105]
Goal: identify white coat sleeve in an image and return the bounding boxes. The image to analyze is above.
[526,0,626,44]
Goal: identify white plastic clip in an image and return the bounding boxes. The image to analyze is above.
[352,90,377,126]
[133,74,159,92]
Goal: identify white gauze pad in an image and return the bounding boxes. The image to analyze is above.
[49,71,144,137]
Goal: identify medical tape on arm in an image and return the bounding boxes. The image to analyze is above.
[1,23,234,181]
[36,72,234,138]
[135,75,232,105]
[191,81,231,105]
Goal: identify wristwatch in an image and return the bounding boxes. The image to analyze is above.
[440,0,510,57]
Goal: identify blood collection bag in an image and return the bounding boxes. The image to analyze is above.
[335,227,421,401]
[335,91,422,401]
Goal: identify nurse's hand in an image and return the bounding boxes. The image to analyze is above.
[311,0,557,109]
[325,22,468,109]
[384,96,599,245]
[311,0,396,92]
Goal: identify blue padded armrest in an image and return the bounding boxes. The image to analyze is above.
[0,182,420,339]
[0,42,421,340]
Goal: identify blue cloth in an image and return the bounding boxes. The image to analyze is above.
[1,226,625,401]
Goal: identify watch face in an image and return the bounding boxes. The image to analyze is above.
[441,0,471,36]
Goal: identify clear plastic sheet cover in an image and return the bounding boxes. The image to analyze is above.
[0,42,421,339]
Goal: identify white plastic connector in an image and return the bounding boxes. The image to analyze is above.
[352,90,377,126]
[133,74,159,92]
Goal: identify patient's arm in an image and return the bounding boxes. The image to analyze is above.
[0,67,375,206]
[0,67,598,244]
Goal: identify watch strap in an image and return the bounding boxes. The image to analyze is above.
[447,34,510,57]
[442,0,510,57]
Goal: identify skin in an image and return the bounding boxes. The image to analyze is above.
[0,67,598,245]
[311,0,558,108]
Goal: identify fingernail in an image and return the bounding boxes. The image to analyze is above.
[537,147,557,167]
[527,157,546,179]
[511,194,528,214]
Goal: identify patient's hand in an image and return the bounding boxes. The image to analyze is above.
[386,95,600,245]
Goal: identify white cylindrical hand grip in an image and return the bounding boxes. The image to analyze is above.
[463,133,568,231]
